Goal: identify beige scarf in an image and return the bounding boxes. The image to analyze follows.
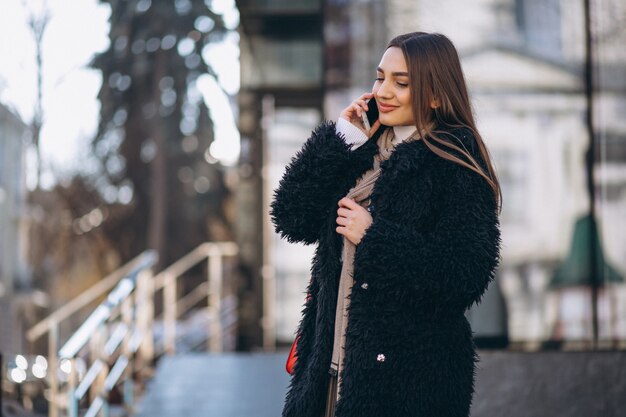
[329,125,421,401]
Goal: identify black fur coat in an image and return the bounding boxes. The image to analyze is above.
[270,120,503,417]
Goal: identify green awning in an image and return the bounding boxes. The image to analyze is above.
[549,213,624,288]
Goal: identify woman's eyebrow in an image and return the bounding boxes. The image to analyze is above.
[376,66,409,76]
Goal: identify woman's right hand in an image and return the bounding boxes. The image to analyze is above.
[339,92,381,138]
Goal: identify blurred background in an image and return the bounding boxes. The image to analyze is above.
[0,0,625,416]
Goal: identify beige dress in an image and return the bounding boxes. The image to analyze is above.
[322,125,420,417]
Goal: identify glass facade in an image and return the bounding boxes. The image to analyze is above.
[266,108,321,341]
[241,37,322,88]
[239,0,321,13]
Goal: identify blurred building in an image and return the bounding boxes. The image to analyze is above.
[0,103,29,355]
[235,0,324,348]
[237,0,626,349]
[415,0,626,348]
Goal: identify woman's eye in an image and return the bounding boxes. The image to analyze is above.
[375,77,407,87]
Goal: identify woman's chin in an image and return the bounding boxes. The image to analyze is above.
[378,115,410,127]
[379,118,400,127]
[378,115,392,125]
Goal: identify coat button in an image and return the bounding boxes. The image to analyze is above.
[376,353,386,362]
[361,282,369,290]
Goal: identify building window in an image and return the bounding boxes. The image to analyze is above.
[514,0,562,58]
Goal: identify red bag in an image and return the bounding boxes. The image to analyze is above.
[286,285,313,375]
[286,333,300,375]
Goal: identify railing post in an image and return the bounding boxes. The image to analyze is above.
[207,246,223,353]
[164,273,177,355]
[121,296,133,411]
[48,320,59,417]
[137,269,154,372]
[67,358,78,417]
[92,324,108,415]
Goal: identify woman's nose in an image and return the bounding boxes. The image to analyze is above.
[375,82,393,100]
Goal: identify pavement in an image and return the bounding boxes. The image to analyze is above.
[133,351,291,417]
[132,349,626,417]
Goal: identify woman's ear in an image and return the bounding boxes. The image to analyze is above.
[430,97,440,109]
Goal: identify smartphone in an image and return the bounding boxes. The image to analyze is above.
[361,97,379,131]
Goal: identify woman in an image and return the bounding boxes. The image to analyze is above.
[270,31,503,417]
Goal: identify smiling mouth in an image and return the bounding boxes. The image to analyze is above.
[378,103,398,112]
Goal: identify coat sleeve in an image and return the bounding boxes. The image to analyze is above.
[269,120,356,245]
[353,133,503,312]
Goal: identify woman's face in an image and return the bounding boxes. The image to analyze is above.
[372,46,414,126]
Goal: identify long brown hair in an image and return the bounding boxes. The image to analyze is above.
[387,32,502,213]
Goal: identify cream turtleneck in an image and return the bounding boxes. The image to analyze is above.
[335,117,418,150]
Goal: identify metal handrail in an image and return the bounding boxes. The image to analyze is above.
[153,241,238,354]
[29,242,238,417]
[24,250,157,417]
[153,242,238,288]
[59,251,158,417]
[26,252,156,343]
[58,253,156,360]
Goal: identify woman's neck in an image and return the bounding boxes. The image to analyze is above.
[393,125,418,141]
[393,125,417,141]
[392,121,435,141]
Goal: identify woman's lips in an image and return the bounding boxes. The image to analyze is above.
[377,102,398,113]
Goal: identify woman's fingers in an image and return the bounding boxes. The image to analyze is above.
[353,98,369,111]
[337,207,351,217]
[368,119,382,137]
[336,201,359,227]
[347,94,373,115]
[342,103,361,120]
[335,199,372,245]
[349,101,368,118]
[338,197,362,210]
[336,216,348,226]
[338,92,375,135]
